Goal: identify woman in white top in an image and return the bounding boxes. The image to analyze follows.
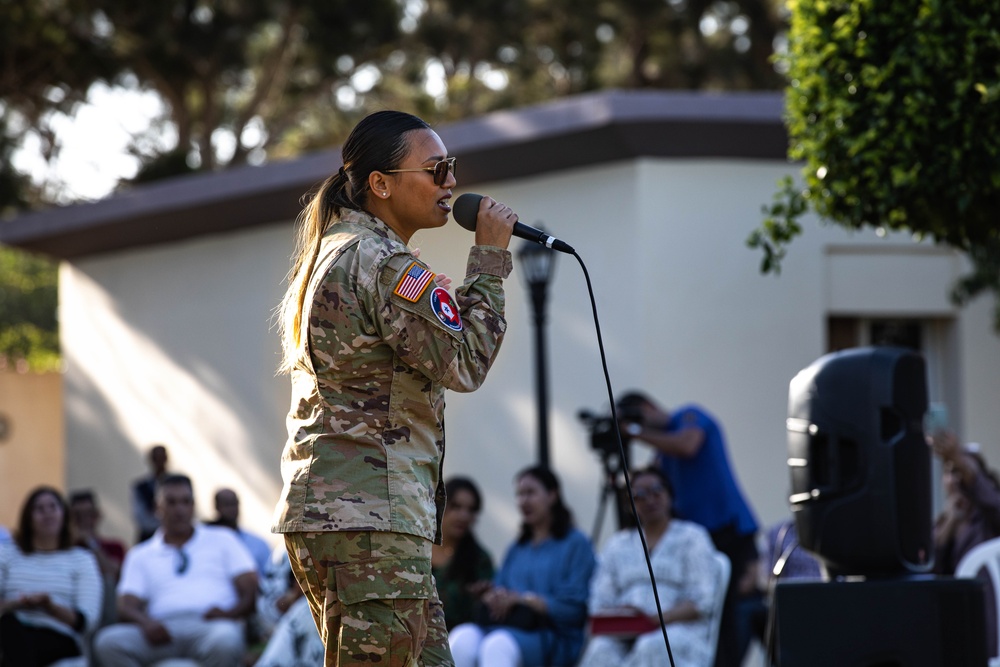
[0,486,103,667]
[579,467,721,667]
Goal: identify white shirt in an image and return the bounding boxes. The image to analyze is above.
[0,544,103,641]
[118,523,256,620]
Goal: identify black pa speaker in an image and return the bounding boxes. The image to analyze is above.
[774,578,988,667]
[786,346,933,577]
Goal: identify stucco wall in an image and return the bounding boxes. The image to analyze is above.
[61,157,1000,560]
[0,370,63,530]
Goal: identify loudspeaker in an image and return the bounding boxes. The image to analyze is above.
[787,346,932,577]
[774,578,987,667]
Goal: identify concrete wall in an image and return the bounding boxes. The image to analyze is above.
[61,156,1000,560]
[0,370,63,530]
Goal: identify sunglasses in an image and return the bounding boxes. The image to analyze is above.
[386,157,457,186]
[176,548,189,575]
[633,485,665,501]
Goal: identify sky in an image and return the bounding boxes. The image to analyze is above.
[13,83,166,203]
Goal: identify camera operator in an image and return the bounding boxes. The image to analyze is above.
[615,392,760,667]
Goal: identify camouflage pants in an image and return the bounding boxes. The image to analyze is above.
[285,531,454,667]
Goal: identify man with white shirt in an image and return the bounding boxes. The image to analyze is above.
[94,474,258,667]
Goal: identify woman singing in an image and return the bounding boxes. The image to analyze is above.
[273,110,517,667]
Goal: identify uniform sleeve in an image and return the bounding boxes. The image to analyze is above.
[367,245,512,393]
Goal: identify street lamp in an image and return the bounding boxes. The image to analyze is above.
[517,232,557,468]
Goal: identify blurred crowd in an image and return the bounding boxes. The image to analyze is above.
[2,400,996,667]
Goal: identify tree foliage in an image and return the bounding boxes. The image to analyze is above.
[0,246,59,371]
[750,0,1000,327]
[1,0,787,194]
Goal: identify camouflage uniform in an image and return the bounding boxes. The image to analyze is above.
[273,209,512,666]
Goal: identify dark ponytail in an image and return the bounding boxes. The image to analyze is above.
[278,110,430,374]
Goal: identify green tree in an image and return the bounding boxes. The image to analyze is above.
[749,0,1000,326]
[0,247,59,371]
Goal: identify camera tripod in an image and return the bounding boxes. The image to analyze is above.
[590,447,637,544]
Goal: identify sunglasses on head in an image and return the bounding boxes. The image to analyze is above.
[386,157,457,186]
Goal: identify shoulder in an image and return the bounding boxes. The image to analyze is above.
[562,528,595,552]
[671,520,715,549]
[123,538,157,562]
[198,524,242,545]
[600,530,633,554]
[0,542,20,564]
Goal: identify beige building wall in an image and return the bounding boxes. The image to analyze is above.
[61,157,1000,559]
[0,370,64,530]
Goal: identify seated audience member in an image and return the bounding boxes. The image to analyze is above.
[70,489,128,625]
[252,546,323,667]
[0,486,103,667]
[764,518,821,582]
[94,474,258,667]
[433,477,495,630]
[616,392,760,667]
[579,467,723,667]
[931,431,1000,575]
[131,444,171,543]
[449,466,597,667]
[931,432,1000,657]
[208,487,272,574]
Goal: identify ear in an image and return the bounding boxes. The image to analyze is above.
[369,171,391,199]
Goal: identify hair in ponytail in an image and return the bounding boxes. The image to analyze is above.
[277,110,430,374]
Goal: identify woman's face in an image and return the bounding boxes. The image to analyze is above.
[516,474,556,527]
[31,492,65,541]
[632,472,671,526]
[382,128,456,238]
[442,488,479,542]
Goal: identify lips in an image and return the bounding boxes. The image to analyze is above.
[438,195,452,212]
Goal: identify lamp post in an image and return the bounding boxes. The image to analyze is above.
[517,234,557,468]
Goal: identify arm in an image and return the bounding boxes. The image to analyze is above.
[537,532,597,626]
[631,424,704,459]
[205,571,258,619]
[588,536,623,614]
[118,594,171,645]
[367,246,513,393]
[660,599,701,624]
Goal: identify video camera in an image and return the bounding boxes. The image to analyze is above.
[577,402,645,458]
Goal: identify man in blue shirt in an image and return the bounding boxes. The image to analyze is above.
[617,392,759,667]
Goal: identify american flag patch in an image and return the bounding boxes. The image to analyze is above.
[393,262,436,302]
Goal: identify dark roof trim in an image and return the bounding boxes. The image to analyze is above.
[0,90,786,259]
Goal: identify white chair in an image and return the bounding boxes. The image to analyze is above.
[955,536,1000,667]
[705,550,731,666]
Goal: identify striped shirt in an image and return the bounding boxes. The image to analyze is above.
[0,544,103,644]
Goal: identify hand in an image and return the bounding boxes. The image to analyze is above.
[481,586,521,621]
[466,580,492,598]
[140,619,172,645]
[930,430,961,461]
[410,248,451,290]
[473,197,517,250]
[17,593,51,611]
[434,273,452,291]
[203,606,231,620]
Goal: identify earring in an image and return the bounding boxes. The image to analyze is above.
[382,192,389,198]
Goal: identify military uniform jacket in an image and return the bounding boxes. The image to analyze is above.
[272,209,512,543]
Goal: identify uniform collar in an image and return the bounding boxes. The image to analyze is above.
[338,209,406,246]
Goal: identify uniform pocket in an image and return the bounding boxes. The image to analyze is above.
[335,557,432,667]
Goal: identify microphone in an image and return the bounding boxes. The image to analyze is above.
[452,193,575,254]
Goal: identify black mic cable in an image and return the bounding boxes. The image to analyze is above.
[452,194,677,666]
[571,248,678,667]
